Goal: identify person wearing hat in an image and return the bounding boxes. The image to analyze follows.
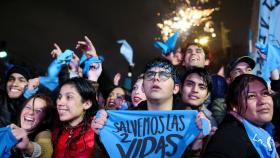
[210,56,256,125]
[226,56,256,83]
[0,65,32,127]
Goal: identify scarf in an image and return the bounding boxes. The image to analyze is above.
[242,119,276,158]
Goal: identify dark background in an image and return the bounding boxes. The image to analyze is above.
[0,0,254,81]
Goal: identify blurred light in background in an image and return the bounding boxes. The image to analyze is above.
[0,50,7,58]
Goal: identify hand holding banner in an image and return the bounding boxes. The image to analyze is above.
[99,110,208,158]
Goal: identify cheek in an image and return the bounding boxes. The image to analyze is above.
[131,92,135,97]
[21,82,28,88]
[6,81,12,86]
[35,115,44,123]
[268,98,274,108]
[182,87,190,95]
[181,89,189,100]
[185,54,190,61]
[6,82,13,90]
[142,83,149,92]
[140,90,146,97]
[243,101,255,115]
[20,111,26,118]
[201,91,209,99]
[16,83,27,91]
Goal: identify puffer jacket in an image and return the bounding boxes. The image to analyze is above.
[52,122,95,158]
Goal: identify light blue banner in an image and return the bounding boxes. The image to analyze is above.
[117,39,134,66]
[99,110,205,158]
[154,32,179,55]
[0,127,17,158]
[256,0,280,81]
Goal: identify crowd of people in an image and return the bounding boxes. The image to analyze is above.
[0,35,279,158]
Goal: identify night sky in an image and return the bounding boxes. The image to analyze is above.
[0,0,254,80]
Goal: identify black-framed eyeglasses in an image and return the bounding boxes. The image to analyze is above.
[144,71,172,81]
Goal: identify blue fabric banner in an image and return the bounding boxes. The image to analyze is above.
[99,110,205,158]
[255,0,280,81]
[0,127,18,158]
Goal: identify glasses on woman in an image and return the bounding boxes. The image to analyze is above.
[144,71,172,81]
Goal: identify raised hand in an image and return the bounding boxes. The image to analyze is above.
[69,53,80,72]
[88,63,102,82]
[91,110,108,135]
[50,43,62,58]
[191,112,211,150]
[76,36,97,57]
[10,124,30,150]
[113,73,121,86]
[161,52,175,63]
[27,77,40,91]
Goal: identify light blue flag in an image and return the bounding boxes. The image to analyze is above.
[37,50,73,91]
[79,54,87,65]
[23,87,39,99]
[154,32,179,55]
[79,54,104,77]
[260,44,280,81]
[256,0,280,81]
[242,119,276,158]
[0,127,18,158]
[47,50,74,78]
[99,110,208,158]
[39,76,59,91]
[56,49,73,65]
[117,40,134,66]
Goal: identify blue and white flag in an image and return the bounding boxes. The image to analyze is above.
[256,0,280,81]
[117,40,134,66]
[154,32,179,55]
[99,110,208,158]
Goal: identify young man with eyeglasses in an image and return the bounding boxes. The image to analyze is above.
[92,57,211,157]
[134,57,180,110]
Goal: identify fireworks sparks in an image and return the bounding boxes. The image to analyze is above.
[157,0,218,43]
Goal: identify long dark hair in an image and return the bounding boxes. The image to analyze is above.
[53,77,98,153]
[226,74,269,115]
[20,93,55,140]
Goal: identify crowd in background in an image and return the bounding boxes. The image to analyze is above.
[0,35,279,158]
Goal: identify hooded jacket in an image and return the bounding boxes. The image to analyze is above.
[0,90,26,127]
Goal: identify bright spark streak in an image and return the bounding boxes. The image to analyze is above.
[157,1,218,41]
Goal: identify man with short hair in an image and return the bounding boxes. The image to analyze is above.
[182,43,210,68]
